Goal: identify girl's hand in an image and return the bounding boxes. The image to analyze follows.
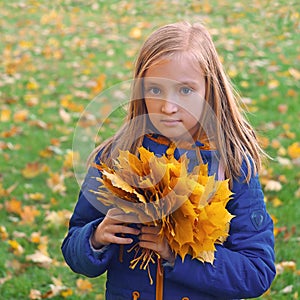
[91,208,140,249]
[139,225,175,264]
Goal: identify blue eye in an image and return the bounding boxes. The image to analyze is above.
[147,87,161,96]
[180,87,193,95]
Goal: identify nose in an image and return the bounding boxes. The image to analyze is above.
[161,97,178,114]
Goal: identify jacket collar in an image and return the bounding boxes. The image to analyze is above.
[145,133,215,151]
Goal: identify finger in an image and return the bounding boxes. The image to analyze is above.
[106,208,140,224]
[109,225,140,236]
[138,240,158,251]
[107,234,134,245]
[139,233,157,242]
[106,207,126,219]
[140,226,161,234]
[98,226,139,245]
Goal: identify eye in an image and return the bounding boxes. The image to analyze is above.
[146,87,161,96]
[180,86,193,95]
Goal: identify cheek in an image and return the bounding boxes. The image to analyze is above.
[183,98,204,120]
[145,99,160,113]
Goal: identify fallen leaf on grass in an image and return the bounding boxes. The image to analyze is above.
[21,162,44,179]
[5,198,22,215]
[5,259,24,273]
[264,180,282,192]
[0,273,12,285]
[20,206,40,224]
[1,126,23,138]
[129,27,142,39]
[30,232,41,244]
[283,225,297,242]
[29,289,41,300]
[288,142,300,159]
[0,226,8,240]
[276,261,297,275]
[60,94,84,112]
[289,68,300,80]
[272,197,283,207]
[91,74,106,94]
[27,193,45,201]
[47,173,66,195]
[24,94,39,107]
[26,78,39,90]
[277,156,292,167]
[26,250,52,268]
[277,104,288,114]
[0,108,11,121]
[268,79,280,89]
[76,278,93,293]
[41,277,70,299]
[63,150,80,169]
[45,210,72,227]
[280,285,293,294]
[13,109,29,122]
[8,239,24,256]
[29,277,72,299]
[28,119,49,129]
[0,183,14,197]
[59,107,71,123]
[39,146,56,158]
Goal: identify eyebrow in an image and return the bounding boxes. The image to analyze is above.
[177,80,199,87]
[144,78,200,87]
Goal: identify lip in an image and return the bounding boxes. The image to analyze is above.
[160,119,182,126]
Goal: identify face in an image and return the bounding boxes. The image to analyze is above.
[144,55,206,141]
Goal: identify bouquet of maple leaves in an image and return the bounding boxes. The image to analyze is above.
[91,143,234,281]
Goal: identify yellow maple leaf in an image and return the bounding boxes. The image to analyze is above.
[8,239,24,256]
[0,226,8,240]
[92,144,234,278]
[28,193,45,201]
[172,208,194,245]
[26,78,39,90]
[63,150,80,169]
[102,169,146,203]
[0,108,11,122]
[287,142,300,159]
[129,27,142,39]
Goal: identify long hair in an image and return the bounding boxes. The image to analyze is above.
[90,21,265,184]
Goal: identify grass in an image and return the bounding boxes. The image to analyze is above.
[0,0,299,299]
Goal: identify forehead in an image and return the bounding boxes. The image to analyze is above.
[144,55,204,86]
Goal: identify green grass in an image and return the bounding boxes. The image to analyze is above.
[0,0,299,299]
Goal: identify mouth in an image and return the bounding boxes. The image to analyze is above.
[160,119,182,126]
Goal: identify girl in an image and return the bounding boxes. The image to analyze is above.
[61,22,276,299]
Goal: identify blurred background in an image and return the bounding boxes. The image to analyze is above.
[0,0,299,299]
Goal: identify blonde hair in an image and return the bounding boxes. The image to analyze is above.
[91,21,265,184]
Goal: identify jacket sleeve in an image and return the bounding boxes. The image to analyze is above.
[164,164,276,299]
[61,161,118,277]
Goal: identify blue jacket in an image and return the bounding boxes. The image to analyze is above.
[61,134,276,299]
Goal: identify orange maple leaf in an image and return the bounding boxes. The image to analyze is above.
[92,143,234,279]
[20,206,40,224]
[5,198,22,215]
[21,162,43,179]
[76,278,93,292]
